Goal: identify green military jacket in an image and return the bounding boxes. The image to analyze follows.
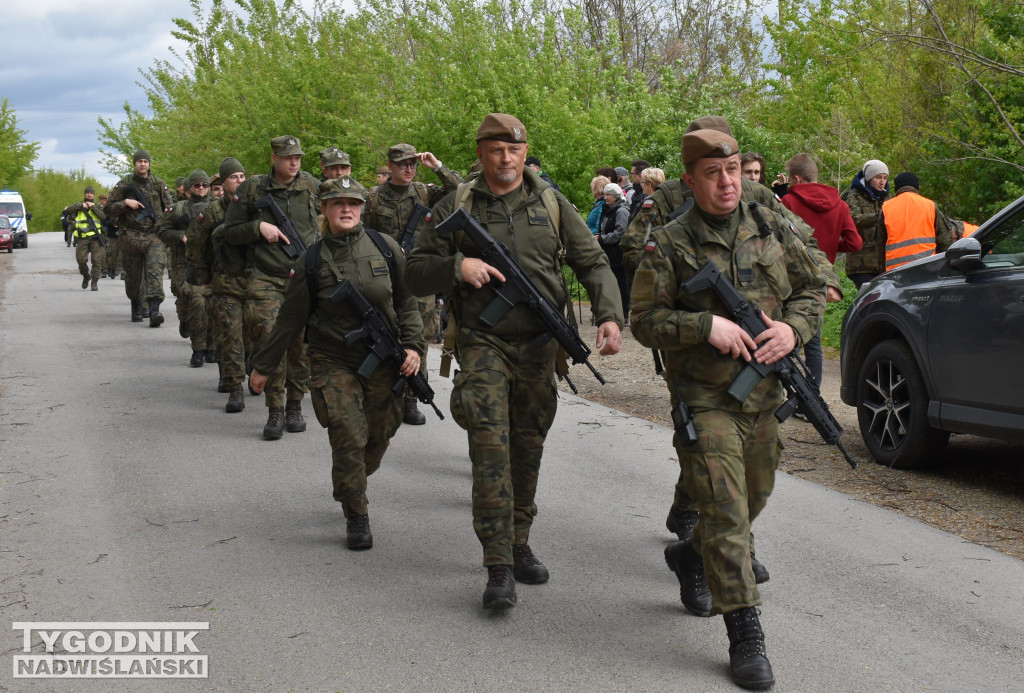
[157,196,208,267]
[363,165,463,245]
[221,170,321,279]
[622,177,842,295]
[841,186,887,275]
[630,202,826,412]
[251,220,425,374]
[405,169,624,342]
[104,173,173,234]
[184,196,233,285]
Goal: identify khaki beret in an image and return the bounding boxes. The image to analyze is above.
[387,143,417,162]
[475,113,527,143]
[319,176,366,203]
[682,129,739,166]
[319,147,351,167]
[271,135,304,156]
[210,175,221,186]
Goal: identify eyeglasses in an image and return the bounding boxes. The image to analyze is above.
[191,183,210,189]
[395,161,419,170]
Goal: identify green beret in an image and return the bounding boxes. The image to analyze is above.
[187,169,210,187]
[475,113,527,143]
[685,116,733,136]
[271,135,304,156]
[219,157,245,180]
[682,129,739,166]
[387,143,417,162]
[319,176,366,203]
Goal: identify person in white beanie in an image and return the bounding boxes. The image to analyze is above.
[841,158,890,288]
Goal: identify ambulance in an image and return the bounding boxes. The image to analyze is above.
[0,191,32,248]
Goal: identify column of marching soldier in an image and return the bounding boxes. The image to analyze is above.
[73,113,841,691]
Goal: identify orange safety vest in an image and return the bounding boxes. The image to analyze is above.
[962,222,979,238]
[883,191,938,270]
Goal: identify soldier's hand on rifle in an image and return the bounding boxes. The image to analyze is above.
[125,199,142,210]
[259,221,289,244]
[399,349,421,377]
[596,321,622,356]
[460,257,506,288]
[753,311,797,365]
[249,369,268,394]
[708,315,758,361]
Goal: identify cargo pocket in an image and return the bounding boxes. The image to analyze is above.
[309,373,330,429]
[449,369,469,431]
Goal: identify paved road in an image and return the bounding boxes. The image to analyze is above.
[2,233,1023,692]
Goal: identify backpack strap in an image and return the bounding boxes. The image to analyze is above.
[306,229,397,313]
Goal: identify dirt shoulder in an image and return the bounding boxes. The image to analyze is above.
[559,320,1024,562]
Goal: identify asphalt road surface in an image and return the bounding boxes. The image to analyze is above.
[2,233,1023,692]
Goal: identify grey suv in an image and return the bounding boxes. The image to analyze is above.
[840,195,1024,468]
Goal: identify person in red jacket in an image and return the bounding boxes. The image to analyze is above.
[780,153,862,391]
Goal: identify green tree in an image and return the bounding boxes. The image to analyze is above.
[0,99,39,187]
[15,168,106,233]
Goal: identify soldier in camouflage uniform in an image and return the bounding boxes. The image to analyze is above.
[97,193,123,280]
[406,114,624,610]
[841,159,889,288]
[222,135,321,440]
[67,186,106,291]
[631,125,826,690]
[104,149,173,325]
[187,158,250,412]
[159,169,213,367]
[365,142,462,425]
[318,147,352,181]
[250,176,424,550]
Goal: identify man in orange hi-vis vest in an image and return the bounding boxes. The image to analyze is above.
[882,172,955,271]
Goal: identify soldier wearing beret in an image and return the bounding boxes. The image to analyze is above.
[250,177,424,550]
[103,149,174,325]
[630,122,827,689]
[364,142,463,425]
[319,147,352,181]
[222,135,322,439]
[406,113,624,610]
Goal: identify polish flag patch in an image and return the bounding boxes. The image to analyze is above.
[645,239,657,252]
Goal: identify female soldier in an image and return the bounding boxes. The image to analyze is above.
[250,176,425,550]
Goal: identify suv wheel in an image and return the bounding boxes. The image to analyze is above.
[856,339,949,469]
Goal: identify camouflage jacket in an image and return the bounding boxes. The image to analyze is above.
[157,196,209,268]
[221,170,321,279]
[841,172,888,276]
[406,170,624,342]
[251,220,424,374]
[630,202,826,412]
[104,173,173,234]
[364,165,463,245]
[184,195,233,284]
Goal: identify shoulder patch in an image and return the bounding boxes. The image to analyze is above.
[642,198,653,209]
[645,239,657,252]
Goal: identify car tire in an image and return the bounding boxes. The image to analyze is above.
[856,339,949,469]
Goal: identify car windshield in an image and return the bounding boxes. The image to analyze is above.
[0,217,10,229]
[0,204,24,218]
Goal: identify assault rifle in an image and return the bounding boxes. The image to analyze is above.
[435,207,606,392]
[681,260,857,469]
[254,194,305,260]
[398,203,431,256]
[327,278,444,420]
[126,184,161,226]
[82,208,107,247]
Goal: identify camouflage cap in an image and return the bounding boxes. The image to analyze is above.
[133,149,151,163]
[475,113,527,143]
[319,147,351,167]
[387,143,418,162]
[376,166,390,175]
[682,129,739,165]
[187,169,210,187]
[685,116,733,136]
[218,157,244,180]
[319,176,367,203]
[175,177,186,188]
[271,135,304,156]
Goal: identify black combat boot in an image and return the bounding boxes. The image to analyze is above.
[130,299,143,323]
[140,303,150,318]
[723,607,775,690]
[217,363,229,393]
[482,565,517,610]
[190,350,205,368]
[179,321,189,339]
[403,398,426,425]
[346,514,373,550]
[225,386,245,413]
[285,400,306,433]
[90,277,99,291]
[666,506,700,542]
[82,275,90,289]
[751,554,770,585]
[204,349,216,364]
[148,300,164,327]
[263,406,285,440]
[512,544,550,584]
[664,540,712,617]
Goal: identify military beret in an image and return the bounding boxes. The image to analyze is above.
[187,169,210,187]
[319,176,367,203]
[219,157,245,180]
[175,177,186,188]
[133,149,151,163]
[475,113,527,143]
[320,147,351,167]
[84,185,95,194]
[387,143,418,162]
[685,116,733,136]
[682,129,739,165]
[893,171,919,191]
[271,135,304,156]
[210,175,221,186]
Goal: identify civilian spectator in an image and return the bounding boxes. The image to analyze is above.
[587,175,611,236]
[882,172,954,271]
[598,183,631,322]
[841,159,889,288]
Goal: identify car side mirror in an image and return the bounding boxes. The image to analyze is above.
[945,237,984,273]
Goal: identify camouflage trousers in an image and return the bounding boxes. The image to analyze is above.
[308,356,404,517]
[678,407,781,615]
[105,234,122,274]
[211,275,249,387]
[404,295,440,402]
[171,262,213,351]
[449,329,559,566]
[75,237,105,280]
[120,232,165,302]
[246,271,309,408]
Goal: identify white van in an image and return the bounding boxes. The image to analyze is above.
[0,190,32,248]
